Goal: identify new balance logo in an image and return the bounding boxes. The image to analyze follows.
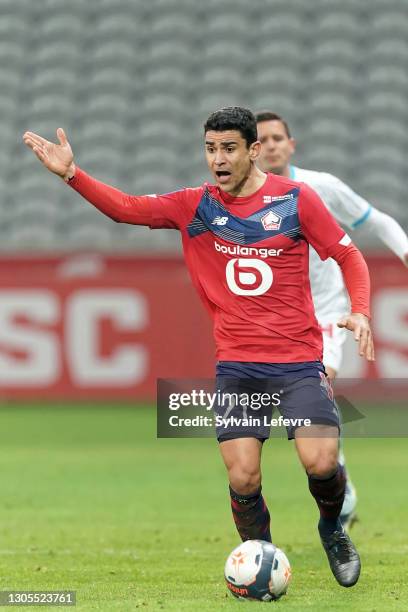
[212,216,229,225]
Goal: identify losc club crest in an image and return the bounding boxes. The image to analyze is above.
[261,210,282,231]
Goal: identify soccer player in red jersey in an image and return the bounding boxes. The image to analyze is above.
[23,107,374,588]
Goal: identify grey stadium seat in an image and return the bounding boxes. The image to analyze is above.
[0,15,27,42]
[0,41,26,66]
[27,94,74,120]
[370,11,408,36]
[4,0,407,250]
[256,40,304,68]
[308,93,356,118]
[127,173,183,198]
[83,95,130,120]
[367,66,408,89]
[30,42,82,69]
[304,118,355,147]
[205,14,250,39]
[359,171,404,207]
[309,66,357,93]
[87,69,134,97]
[368,39,408,62]
[257,13,305,38]
[361,119,407,145]
[37,14,84,39]
[315,11,362,38]
[201,41,249,67]
[147,40,196,69]
[13,199,61,227]
[79,121,129,150]
[78,149,124,179]
[201,67,244,91]
[303,145,352,174]
[360,140,405,164]
[90,41,138,69]
[148,14,198,41]
[363,91,408,116]
[310,39,359,66]
[253,95,299,120]
[29,69,78,94]
[93,14,140,39]
[6,225,58,249]
[65,223,120,250]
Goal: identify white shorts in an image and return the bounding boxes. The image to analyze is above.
[319,318,348,374]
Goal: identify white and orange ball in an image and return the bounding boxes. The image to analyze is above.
[224,540,291,601]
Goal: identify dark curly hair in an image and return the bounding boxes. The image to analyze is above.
[204,106,257,148]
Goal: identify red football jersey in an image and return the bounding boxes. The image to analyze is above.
[70,170,357,363]
[147,173,346,362]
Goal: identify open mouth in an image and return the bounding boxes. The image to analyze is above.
[215,171,232,183]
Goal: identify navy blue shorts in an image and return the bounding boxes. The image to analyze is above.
[214,361,340,442]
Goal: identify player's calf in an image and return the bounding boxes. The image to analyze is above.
[229,485,272,543]
[308,464,346,537]
[219,437,270,542]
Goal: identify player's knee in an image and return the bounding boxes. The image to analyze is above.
[305,453,338,478]
[228,465,261,496]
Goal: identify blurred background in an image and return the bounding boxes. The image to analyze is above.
[0,0,407,400]
[0,2,407,608]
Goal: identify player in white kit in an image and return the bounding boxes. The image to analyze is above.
[256,111,408,527]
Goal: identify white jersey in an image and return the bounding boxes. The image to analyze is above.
[290,166,372,321]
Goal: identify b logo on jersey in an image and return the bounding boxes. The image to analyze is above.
[260,210,282,231]
[226,258,273,296]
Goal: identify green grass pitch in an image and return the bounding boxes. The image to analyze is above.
[0,404,406,611]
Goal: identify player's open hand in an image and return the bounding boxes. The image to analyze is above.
[23,128,75,181]
[403,252,408,268]
[337,313,375,361]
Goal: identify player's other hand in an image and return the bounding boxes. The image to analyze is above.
[337,313,375,361]
[23,128,75,181]
[403,252,408,268]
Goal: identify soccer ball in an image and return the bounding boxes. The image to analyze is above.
[224,540,291,602]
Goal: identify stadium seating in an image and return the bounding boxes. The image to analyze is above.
[2,0,405,249]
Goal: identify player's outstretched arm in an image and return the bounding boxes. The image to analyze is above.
[23,129,193,228]
[23,128,75,182]
[317,174,408,268]
[360,207,408,269]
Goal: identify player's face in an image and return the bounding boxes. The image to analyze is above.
[257,120,296,175]
[205,130,260,195]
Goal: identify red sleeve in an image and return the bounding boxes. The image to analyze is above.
[330,243,371,318]
[298,183,345,260]
[68,166,200,229]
